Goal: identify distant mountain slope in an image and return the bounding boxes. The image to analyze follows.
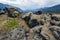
[0,3,8,9]
[0,3,22,12]
[0,3,60,13]
[42,5,60,13]
[23,5,60,12]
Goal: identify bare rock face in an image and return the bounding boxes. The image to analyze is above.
[5,6,21,18]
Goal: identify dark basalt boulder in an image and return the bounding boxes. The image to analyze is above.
[50,21,55,26]
[51,16,60,21]
[5,6,20,18]
[49,28,60,40]
[27,19,39,28]
[57,29,60,34]
[33,27,46,40]
[22,14,39,28]
[34,11,42,15]
[23,16,30,22]
[50,21,60,26]
[22,13,31,23]
[10,11,19,18]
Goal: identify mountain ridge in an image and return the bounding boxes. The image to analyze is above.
[0,3,60,13]
[0,3,23,12]
[41,4,60,13]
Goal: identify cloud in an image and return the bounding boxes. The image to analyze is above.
[0,0,60,10]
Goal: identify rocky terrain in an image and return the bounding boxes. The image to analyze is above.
[0,5,60,40]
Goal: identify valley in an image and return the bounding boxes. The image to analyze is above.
[0,3,60,40]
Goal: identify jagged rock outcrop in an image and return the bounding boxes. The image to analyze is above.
[22,12,43,28]
[5,6,21,18]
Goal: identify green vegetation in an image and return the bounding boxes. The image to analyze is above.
[5,18,18,30]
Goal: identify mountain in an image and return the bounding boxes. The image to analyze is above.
[41,5,60,13]
[0,3,8,10]
[24,5,60,12]
[0,3,60,13]
[0,3,22,12]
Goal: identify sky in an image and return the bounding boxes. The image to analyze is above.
[0,0,60,10]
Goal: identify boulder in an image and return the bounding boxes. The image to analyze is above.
[5,6,20,18]
[32,27,46,40]
[50,21,56,26]
[57,29,60,34]
[22,14,40,28]
[22,16,30,22]
[51,16,60,21]
[50,20,60,26]
[49,28,60,40]
[22,12,32,22]
[34,11,42,15]
[28,19,39,28]
[11,11,19,17]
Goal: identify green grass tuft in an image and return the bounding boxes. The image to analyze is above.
[5,18,18,30]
